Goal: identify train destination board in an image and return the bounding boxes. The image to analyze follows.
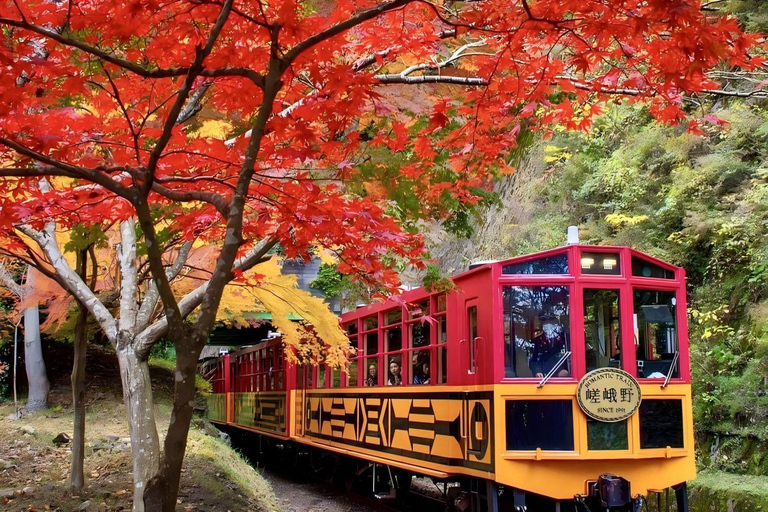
[577,368,642,422]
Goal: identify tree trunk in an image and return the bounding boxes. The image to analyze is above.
[117,344,161,512]
[23,305,49,412]
[143,336,201,512]
[70,304,88,491]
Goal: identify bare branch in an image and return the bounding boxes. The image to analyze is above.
[0,261,24,297]
[283,0,414,66]
[150,182,230,218]
[0,17,264,87]
[17,223,118,341]
[136,240,193,332]
[134,238,276,357]
[375,74,487,85]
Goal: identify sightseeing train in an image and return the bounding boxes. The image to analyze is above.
[201,240,694,512]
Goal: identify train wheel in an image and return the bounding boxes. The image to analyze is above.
[309,448,336,481]
[393,469,414,501]
[332,456,358,492]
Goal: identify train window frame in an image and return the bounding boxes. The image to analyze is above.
[501,283,573,380]
[631,255,676,280]
[632,286,682,381]
[502,397,579,455]
[343,293,449,388]
[501,250,570,275]
[406,317,432,385]
[581,286,624,373]
[433,294,448,385]
[343,320,360,387]
[638,398,686,450]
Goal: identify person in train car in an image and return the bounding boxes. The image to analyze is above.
[414,362,430,385]
[387,360,402,386]
[529,316,568,378]
[365,364,378,387]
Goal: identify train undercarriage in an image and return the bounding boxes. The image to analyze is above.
[221,427,689,512]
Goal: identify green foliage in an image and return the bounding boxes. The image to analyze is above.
[495,99,768,470]
[726,0,768,32]
[149,339,177,362]
[62,224,108,253]
[309,264,344,298]
[422,263,455,293]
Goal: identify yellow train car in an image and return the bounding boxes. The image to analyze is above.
[202,242,695,512]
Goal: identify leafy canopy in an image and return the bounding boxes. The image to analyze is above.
[0,0,763,322]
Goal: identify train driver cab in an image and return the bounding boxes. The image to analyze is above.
[493,244,687,384]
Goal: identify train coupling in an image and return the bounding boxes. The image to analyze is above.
[588,474,631,509]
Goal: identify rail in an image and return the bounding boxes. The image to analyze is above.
[661,351,680,389]
[537,351,572,388]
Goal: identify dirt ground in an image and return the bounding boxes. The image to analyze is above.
[0,344,278,512]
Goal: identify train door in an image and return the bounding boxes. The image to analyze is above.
[577,284,625,376]
[462,298,481,383]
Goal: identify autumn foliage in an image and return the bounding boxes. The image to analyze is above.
[0,0,763,288]
[0,0,764,509]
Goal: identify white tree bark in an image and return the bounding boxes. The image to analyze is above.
[0,264,49,412]
[22,304,49,412]
[117,342,160,512]
[118,219,139,335]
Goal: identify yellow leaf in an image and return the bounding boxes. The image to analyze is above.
[194,120,233,139]
[246,258,349,368]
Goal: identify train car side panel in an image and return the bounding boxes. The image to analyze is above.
[296,387,495,478]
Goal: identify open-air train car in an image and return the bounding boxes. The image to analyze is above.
[202,242,694,512]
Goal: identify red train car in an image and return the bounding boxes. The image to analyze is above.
[203,241,695,512]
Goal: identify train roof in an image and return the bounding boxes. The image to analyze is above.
[454,243,679,277]
[343,243,682,319]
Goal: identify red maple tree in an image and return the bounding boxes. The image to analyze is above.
[0,0,763,510]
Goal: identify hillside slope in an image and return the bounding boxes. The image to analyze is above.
[0,344,278,512]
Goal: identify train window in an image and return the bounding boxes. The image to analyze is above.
[468,306,478,374]
[436,314,447,384]
[587,418,628,451]
[634,290,679,379]
[386,355,403,386]
[583,289,622,371]
[410,350,431,384]
[330,368,341,387]
[436,346,447,384]
[632,256,675,279]
[409,321,432,384]
[385,309,402,325]
[505,400,574,451]
[365,332,379,355]
[503,286,571,378]
[318,366,326,388]
[436,294,447,312]
[346,359,358,387]
[409,300,429,319]
[385,326,402,352]
[502,254,568,275]
[581,252,621,275]
[364,359,378,386]
[639,400,684,449]
[411,322,430,349]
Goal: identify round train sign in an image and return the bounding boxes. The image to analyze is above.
[577,368,642,423]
